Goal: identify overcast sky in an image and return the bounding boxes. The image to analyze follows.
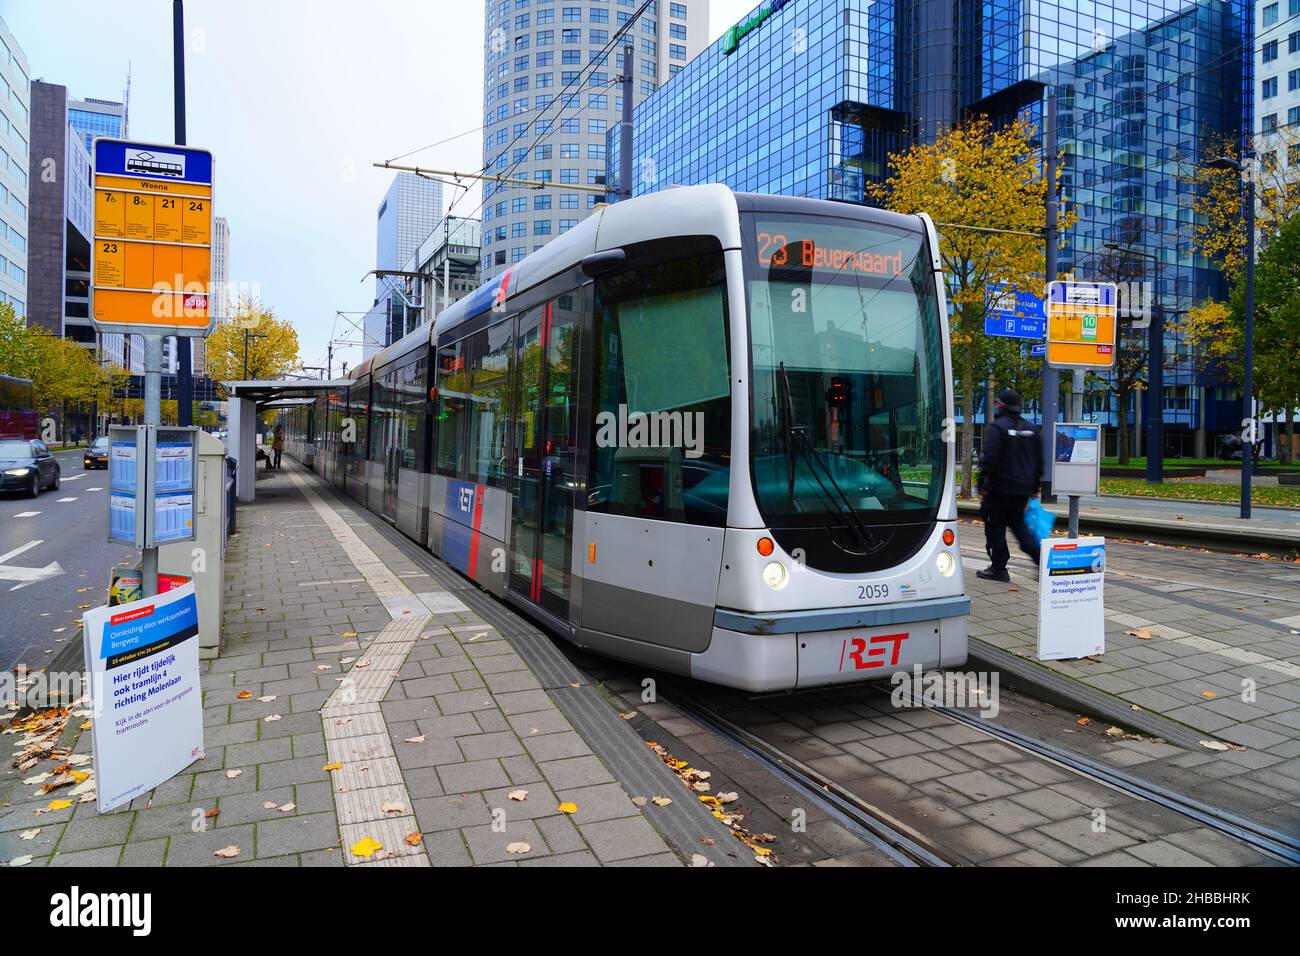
[2,0,755,373]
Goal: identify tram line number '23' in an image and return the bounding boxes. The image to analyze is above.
[839,632,908,673]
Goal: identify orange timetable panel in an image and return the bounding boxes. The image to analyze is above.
[95,191,125,238]
[124,242,154,290]
[153,195,182,242]
[180,245,210,287]
[96,240,125,288]
[154,244,183,288]
[181,199,210,244]
[124,193,153,240]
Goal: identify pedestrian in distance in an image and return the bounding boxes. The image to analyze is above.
[272,425,285,471]
[976,387,1043,582]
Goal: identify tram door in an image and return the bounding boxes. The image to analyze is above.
[509,294,582,618]
[379,372,400,523]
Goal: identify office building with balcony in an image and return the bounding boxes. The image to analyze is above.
[627,0,1252,456]
[479,0,710,278]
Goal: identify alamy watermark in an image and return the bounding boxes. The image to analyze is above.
[594,404,705,459]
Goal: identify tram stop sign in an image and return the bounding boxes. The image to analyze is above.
[90,138,215,337]
[1045,280,1118,369]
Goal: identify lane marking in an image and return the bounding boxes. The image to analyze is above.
[12,511,41,518]
[88,487,103,491]
[57,497,78,503]
[62,474,86,481]
[0,539,64,591]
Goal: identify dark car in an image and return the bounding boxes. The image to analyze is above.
[0,439,60,497]
[84,436,110,470]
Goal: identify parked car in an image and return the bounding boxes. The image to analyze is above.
[0,439,60,497]
[84,436,110,469]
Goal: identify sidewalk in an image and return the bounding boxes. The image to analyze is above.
[0,461,745,867]
[957,528,1300,836]
[956,494,1300,550]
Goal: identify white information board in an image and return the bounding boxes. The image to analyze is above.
[82,582,204,812]
[1037,536,1106,661]
[1052,423,1101,496]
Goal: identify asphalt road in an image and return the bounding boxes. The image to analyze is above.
[0,447,138,672]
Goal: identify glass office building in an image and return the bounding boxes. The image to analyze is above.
[630,0,1252,453]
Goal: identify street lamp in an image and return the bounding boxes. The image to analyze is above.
[1206,154,1256,520]
[1104,242,1163,484]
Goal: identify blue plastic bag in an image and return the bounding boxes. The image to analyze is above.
[1025,497,1055,544]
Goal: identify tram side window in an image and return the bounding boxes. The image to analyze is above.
[397,354,427,471]
[589,241,732,527]
[435,341,468,478]
[466,320,513,487]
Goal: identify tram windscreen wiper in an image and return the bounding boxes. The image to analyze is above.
[776,362,878,553]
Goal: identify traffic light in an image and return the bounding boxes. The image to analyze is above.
[825,376,850,408]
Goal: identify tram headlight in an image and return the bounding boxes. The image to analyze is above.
[935,551,956,577]
[762,561,788,589]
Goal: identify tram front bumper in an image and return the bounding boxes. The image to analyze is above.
[692,595,969,692]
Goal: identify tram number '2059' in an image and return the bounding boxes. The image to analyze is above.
[840,632,909,672]
[858,584,889,601]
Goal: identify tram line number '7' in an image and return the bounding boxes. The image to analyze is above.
[839,632,908,673]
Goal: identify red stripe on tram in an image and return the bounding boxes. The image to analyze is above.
[467,485,485,580]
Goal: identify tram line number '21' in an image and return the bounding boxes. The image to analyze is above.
[839,632,908,672]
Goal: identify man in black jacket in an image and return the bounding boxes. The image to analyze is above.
[976,388,1043,582]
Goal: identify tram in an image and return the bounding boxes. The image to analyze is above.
[284,185,969,691]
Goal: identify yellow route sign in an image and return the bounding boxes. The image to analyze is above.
[91,139,214,336]
[1045,280,1118,369]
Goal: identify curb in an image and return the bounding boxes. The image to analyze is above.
[954,499,1300,552]
[966,639,1209,751]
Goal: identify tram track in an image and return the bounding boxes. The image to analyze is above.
[905,692,1300,866]
[683,681,1300,867]
[662,685,961,867]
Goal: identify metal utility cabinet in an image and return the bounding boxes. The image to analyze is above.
[159,431,227,659]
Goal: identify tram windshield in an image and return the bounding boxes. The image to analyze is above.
[747,215,947,530]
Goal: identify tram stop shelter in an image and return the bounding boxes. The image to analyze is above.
[225,378,346,502]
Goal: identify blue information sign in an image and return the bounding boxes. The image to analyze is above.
[985,284,1045,339]
[1030,343,1046,357]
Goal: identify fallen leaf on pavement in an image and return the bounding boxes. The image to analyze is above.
[226,769,243,779]
[717,792,739,804]
[262,801,278,809]
[19,829,39,841]
[381,800,406,814]
[652,797,673,807]
[8,855,32,866]
[631,796,648,806]
[1124,629,1153,640]
[404,832,423,847]
[1104,726,1124,737]
[205,808,219,818]
[237,691,253,699]
[322,762,342,772]
[1200,740,1230,751]
[278,803,295,813]
[1075,717,1091,726]
[1199,691,1217,698]
[264,714,282,722]
[505,842,531,854]
[690,854,711,867]
[213,846,240,859]
[350,837,382,859]
[556,802,578,814]
[404,735,426,744]
[507,790,528,802]
[257,696,276,703]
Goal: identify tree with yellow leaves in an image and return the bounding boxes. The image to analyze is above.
[867,114,1076,495]
[203,296,302,397]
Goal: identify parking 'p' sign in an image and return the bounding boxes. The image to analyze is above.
[91,138,215,337]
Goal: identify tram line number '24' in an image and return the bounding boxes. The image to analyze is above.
[839,632,908,672]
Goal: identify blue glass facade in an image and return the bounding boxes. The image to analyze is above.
[629,0,1252,450]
